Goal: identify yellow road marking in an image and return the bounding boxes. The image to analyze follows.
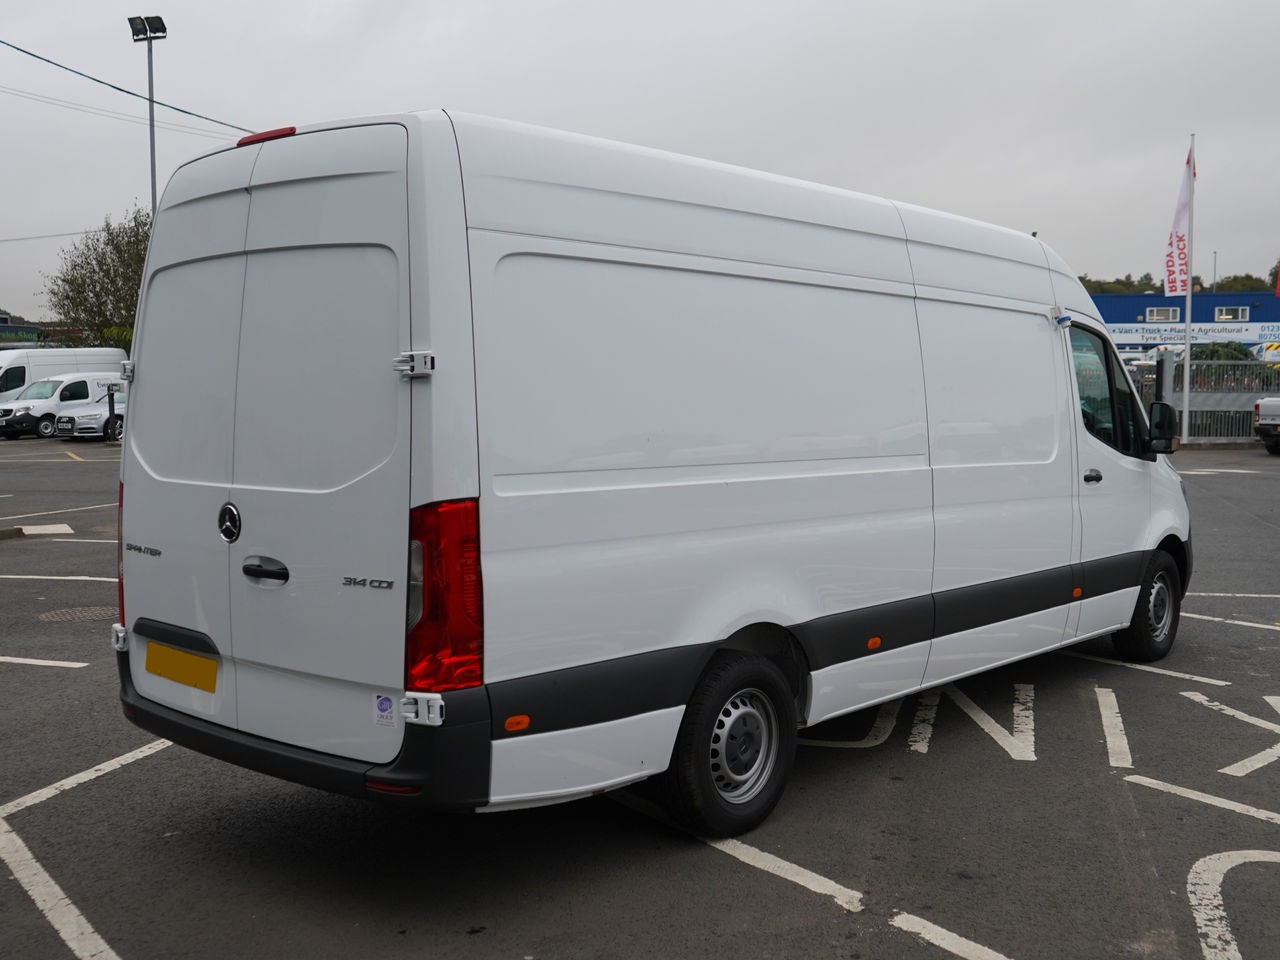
[63,450,85,462]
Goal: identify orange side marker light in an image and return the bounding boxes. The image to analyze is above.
[1072,587,1083,599]
[504,714,531,732]
[867,636,882,651]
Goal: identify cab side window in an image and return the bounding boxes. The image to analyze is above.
[1070,327,1142,457]
[0,366,25,392]
[60,380,89,403]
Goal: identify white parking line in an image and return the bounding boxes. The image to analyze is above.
[1187,850,1280,960]
[1094,688,1132,768]
[0,575,115,582]
[50,539,117,544]
[0,820,123,960]
[0,740,168,960]
[709,837,1020,959]
[1125,776,1280,826]
[890,913,1017,960]
[0,656,88,669]
[1183,612,1280,633]
[1061,651,1231,686]
[19,524,75,535]
[1189,592,1280,599]
[0,740,170,819]
[707,838,863,912]
[0,502,113,522]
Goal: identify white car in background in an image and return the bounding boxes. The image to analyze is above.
[55,388,127,441]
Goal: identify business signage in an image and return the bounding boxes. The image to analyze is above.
[1104,321,1280,347]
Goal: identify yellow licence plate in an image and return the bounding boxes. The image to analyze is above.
[145,642,218,693]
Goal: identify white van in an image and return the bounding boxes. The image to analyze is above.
[0,371,126,439]
[0,347,126,403]
[116,112,1191,836]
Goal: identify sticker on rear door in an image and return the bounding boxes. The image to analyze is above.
[374,694,397,728]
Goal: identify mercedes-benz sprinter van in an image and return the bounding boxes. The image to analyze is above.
[116,112,1190,836]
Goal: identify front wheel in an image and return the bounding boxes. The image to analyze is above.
[663,654,796,837]
[37,416,56,438]
[1112,551,1181,662]
[105,416,124,442]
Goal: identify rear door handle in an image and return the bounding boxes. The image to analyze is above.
[1083,469,1103,484]
[243,556,289,583]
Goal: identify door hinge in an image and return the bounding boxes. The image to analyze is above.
[400,692,445,726]
[393,351,435,378]
[121,360,135,382]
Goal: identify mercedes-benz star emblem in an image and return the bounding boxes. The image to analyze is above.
[218,503,241,543]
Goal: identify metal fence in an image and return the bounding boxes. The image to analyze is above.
[1161,360,1278,441]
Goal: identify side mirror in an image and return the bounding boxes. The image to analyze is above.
[1148,401,1179,454]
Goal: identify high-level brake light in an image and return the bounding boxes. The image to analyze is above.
[237,126,297,147]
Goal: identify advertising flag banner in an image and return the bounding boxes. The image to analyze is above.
[1163,148,1195,296]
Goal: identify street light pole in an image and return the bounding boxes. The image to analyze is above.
[128,16,167,217]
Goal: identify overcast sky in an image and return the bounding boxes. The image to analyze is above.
[3,1,1278,323]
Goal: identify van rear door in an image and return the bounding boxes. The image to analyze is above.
[125,124,413,764]
[224,125,412,764]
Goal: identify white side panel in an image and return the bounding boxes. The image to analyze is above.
[923,608,1072,687]
[1065,587,1139,645]
[470,234,934,684]
[488,707,684,806]
[919,299,1076,590]
[808,647,935,726]
[450,111,912,285]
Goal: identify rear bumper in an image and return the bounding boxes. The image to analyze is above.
[1254,424,1280,441]
[117,650,492,809]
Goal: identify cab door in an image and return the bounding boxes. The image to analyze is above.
[1067,322,1151,638]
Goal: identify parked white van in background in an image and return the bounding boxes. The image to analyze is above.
[116,111,1190,836]
[0,372,126,439]
[0,347,127,403]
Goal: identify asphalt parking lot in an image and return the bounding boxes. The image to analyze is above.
[2,440,1279,960]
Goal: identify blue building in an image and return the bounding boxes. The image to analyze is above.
[1091,291,1280,353]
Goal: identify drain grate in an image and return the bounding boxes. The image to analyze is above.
[38,606,117,623]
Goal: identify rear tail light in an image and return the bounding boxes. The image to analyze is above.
[1256,402,1261,424]
[117,481,125,627]
[406,499,483,692]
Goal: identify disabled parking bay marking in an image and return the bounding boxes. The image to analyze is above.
[1186,850,1280,960]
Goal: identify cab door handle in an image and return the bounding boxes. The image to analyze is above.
[243,557,289,582]
[1083,469,1103,484]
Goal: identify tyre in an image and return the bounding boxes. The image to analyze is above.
[37,416,56,438]
[1266,443,1280,456]
[106,416,124,442]
[1112,551,1181,662]
[663,653,796,837]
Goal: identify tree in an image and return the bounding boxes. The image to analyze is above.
[1191,341,1255,361]
[1212,273,1271,293]
[1270,261,1278,291]
[44,207,151,351]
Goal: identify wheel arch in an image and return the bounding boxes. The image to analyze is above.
[1155,534,1190,599]
[710,622,811,717]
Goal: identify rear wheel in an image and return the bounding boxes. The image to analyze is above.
[663,654,796,837]
[1266,443,1280,456]
[1112,551,1181,662]
[37,416,56,438]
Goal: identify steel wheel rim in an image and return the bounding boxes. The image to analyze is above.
[38,419,55,437]
[1148,572,1174,643]
[709,687,778,804]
